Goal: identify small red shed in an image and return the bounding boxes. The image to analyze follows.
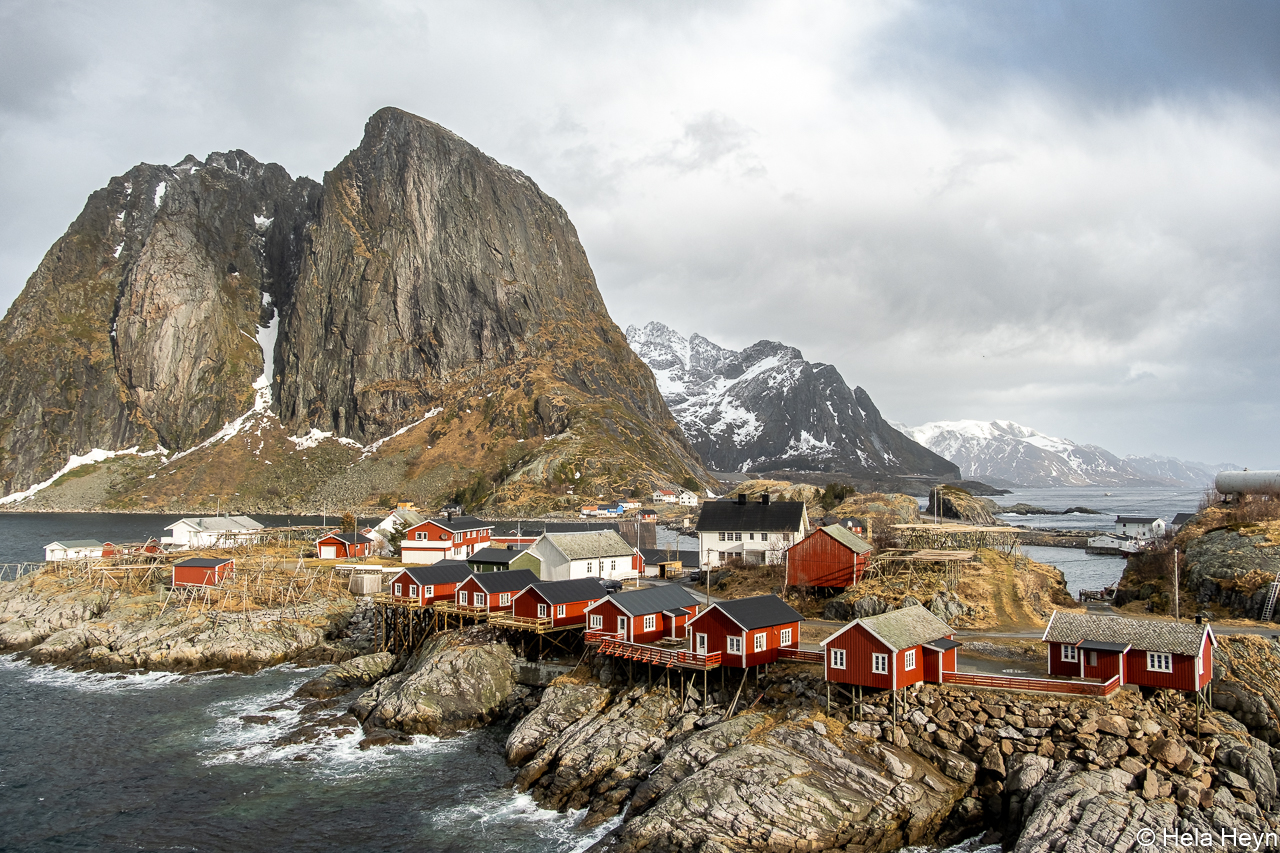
[389,560,472,606]
[172,557,235,587]
[585,585,700,644]
[316,531,374,560]
[821,604,958,691]
[454,569,542,615]
[785,525,872,589]
[684,594,804,668]
[1042,611,1215,692]
[511,578,608,628]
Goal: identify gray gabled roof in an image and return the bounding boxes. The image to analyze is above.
[598,584,699,617]
[1116,516,1161,524]
[526,578,608,605]
[397,561,472,586]
[319,531,373,545]
[470,569,541,594]
[467,547,525,565]
[545,530,636,560]
[816,525,872,554]
[489,520,620,537]
[824,604,952,651]
[175,557,233,567]
[433,514,495,533]
[46,539,106,549]
[1042,611,1212,658]
[708,594,804,631]
[165,515,263,532]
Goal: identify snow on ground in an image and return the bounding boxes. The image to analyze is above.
[0,447,167,505]
[153,181,166,208]
[360,407,444,458]
[253,214,274,231]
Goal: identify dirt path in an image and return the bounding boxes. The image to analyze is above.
[980,550,1046,633]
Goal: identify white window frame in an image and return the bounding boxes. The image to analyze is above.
[423,585,433,599]
[415,532,425,540]
[780,628,792,646]
[408,584,417,598]
[474,592,486,607]
[727,636,744,655]
[459,590,468,605]
[754,632,766,652]
[643,614,657,632]
[1198,654,1204,675]
[454,532,462,542]
[538,603,548,618]
[904,649,916,670]
[610,559,616,572]
[1147,651,1173,673]
[718,531,726,541]
[499,593,510,606]
[589,614,602,629]
[1061,644,1078,662]
[393,582,403,596]
[830,648,846,669]
[556,604,566,618]
[618,616,627,635]
[871,653,889,675]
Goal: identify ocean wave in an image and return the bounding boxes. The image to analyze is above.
[428,792,621,852]
[0,655,225,692]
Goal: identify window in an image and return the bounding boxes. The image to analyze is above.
[585,561,593,573]
[610,559,616,572]
[474,593,486,607]
[538,603,547,617]
[393,582,403,596]
[556,605,566,618]
[643,614,657,631]
[748,533,755,541]
[780,628,792,646]
[727,636,743,654]
[454,532,462,542]
[459,591,468,605]
[408,584,418,598]
[1198,654,1204,675]
[1087,650,1098,667]
[499,593,510,606]
[754,633,766,652]
[871,653,889,674]
[733,532,742,541]
[1147,652,1173,673]
[415,532,425,540]
[1061,644,1078,662]
[589,614,602,629]
[830,648,846,669]
[759,533,768,543]
[423,585,433,599]
[718,531,726,541]
[904,649,916,670]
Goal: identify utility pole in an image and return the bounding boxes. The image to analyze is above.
[1174,548,1180,620]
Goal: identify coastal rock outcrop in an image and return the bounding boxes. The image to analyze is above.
[295,651,396,699]
[351,628,516,736]
[505,677,613,765]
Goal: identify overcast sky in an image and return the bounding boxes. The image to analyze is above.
[2,0,1277,466]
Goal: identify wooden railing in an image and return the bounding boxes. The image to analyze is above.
[942,671,1122,697]
[585,629,623,645]
[488,613,566,631]
[433,601,490,618]
[371,593,427,608]
[598,637,722,670]
[778,647,824,663]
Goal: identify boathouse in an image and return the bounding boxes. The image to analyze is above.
[784,524,873,589]
[172,557,235,587]
[1042,611,1215,692]
[400,515,494,564]
[452,569,542,616]
[526,530,642,582]
[506,578,608,630]
[821,605,958,690]
[316,531,374,559]
[467,546,542,575]
[43,540,107,561]
[684,594,803,667]
[585,585,699,644]
[388,560,472,607]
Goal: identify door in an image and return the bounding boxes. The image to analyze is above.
[320,545,337,559]
[695,633,707,654]
[617,615,627,640]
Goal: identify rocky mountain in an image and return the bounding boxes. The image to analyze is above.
[0,108,709,512]
[625,322,957,480]
[903,419,1232,488]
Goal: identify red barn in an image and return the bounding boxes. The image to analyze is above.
[510,578,608,629]
[401,515,494,564]
[585,585,700,644]
[316,531,374,559]
[454,569,542,616]
[172,557,235,587]
[785,525,873,589]
[1042,611,1215,692]
[821,605,958,690]
[388,560,472,606]
[684,594,803,668]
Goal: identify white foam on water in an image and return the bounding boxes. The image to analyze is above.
[0,656,223,693]
[900,839,999,853]
[430,792,619,851]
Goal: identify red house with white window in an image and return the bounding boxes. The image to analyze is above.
[172,557,235,587]
[821,604,959,690]
[401,515,494,564]
[510,578,608,628]
[316,531,374,559]
[684,594,803,668]
[453,569,541,616]
[585,585,700,644]
[388,560,472,607]
[785,525,873,589]
[1042,611,1215,692]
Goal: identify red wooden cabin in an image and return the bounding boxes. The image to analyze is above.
[585,585,700,644]
[454,569,541,615]
[172,557,235,587]
[401,515,494,564]
[684,594,803,668]
[389,560,472,607]
[316,531,374,559]
[1042,611,1215,692]
[785,525,872,589]
[822,604,958,690]
[511,578,608,628]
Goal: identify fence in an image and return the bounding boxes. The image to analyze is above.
[941,671,1122,697]
[0,562,42,582]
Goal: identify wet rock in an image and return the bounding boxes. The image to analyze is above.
[505,678,612,765]
[295,651,395,699]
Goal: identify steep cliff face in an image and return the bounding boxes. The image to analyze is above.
[0,151,318,493]
[0,109,708,510]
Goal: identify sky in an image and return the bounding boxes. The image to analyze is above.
[1,0,1277,467]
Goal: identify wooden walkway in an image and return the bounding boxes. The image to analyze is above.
[942,670,1122,698]
[598,637,722,670]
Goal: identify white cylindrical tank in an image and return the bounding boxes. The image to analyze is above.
[1215,471,1280,496]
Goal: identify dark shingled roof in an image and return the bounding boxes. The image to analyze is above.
[695,501,806,533]
[601,584,700,617]
[489,520,620,536]
[468,547,524,565]
[175,558,232,568]
[471,569,542,594]
[1078,640,1131,653]
[527,578,608,605]
[923,638,962,652]
[639,548,699,566]
[1172,513,1196,526]
[1043,611,1211,658]
[1115,516,1161,524]
[433,514,495,532]
[320,532,373,545]
[711,595,804,631]
[399,561,472,586]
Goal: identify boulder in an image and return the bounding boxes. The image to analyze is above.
[505,678,612,765]
[1148,736,1187,768]
[823,593,888,622]
[295,651,395,699]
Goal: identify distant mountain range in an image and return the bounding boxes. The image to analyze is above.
[901,420,1236,489]
[625,322,957,480]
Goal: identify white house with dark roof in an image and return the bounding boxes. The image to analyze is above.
[695,493,809,567]
[527,530,642,582]
[1114,516,1166,541]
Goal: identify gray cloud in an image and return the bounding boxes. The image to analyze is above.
[1,1,1277,467]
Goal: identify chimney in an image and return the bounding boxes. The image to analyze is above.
[1195,614,1203,625]
[737,493,747,506]
[760,493,770,506]
[447,511,454,521]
